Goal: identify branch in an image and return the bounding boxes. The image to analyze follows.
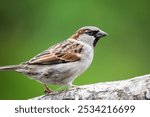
[31,74,150,100]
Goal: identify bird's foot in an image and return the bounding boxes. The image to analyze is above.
[44,84,55,94]
[44,89,54,94]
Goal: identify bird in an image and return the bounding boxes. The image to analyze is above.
[0,26,107,93]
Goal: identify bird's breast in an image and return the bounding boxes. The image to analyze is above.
[79,45,94,72]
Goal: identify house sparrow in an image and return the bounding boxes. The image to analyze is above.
[0,26,107,93]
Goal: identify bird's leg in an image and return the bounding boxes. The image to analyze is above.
[44,84,54,94]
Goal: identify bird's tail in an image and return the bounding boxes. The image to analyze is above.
[0,65,21,71]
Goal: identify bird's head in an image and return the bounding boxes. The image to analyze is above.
[69,26,108,47]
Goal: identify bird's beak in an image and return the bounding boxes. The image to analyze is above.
[93,30,108,47]
[95,31,108,39]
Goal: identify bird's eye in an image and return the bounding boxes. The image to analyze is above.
[85,30,99,36]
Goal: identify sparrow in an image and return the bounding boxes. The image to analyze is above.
[0,26,107,93]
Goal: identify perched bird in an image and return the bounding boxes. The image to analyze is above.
[0,26,107,93]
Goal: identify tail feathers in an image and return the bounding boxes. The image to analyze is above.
[0,65,21,71]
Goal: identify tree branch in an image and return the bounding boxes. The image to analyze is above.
[31,74,150,100]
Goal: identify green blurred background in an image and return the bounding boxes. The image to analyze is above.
[0,0,150,99]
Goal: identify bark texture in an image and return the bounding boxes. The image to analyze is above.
[31,74,150,100]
